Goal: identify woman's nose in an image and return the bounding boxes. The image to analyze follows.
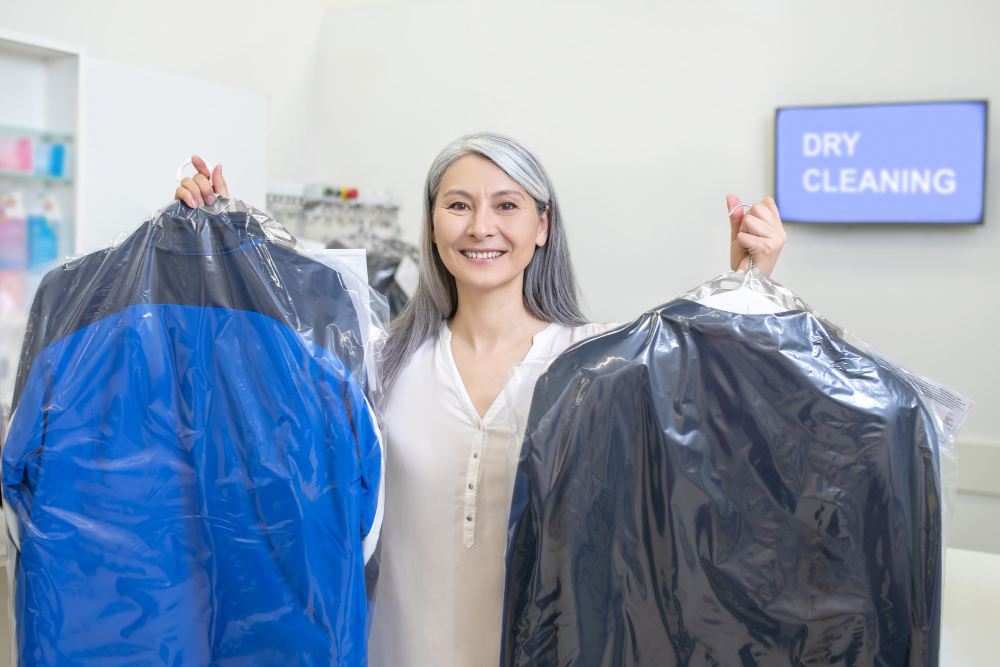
[466,208,496,239]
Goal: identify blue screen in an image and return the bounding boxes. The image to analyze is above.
[775,101,987,223]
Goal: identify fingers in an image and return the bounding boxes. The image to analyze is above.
[174,156,228,208]
[190,173,215,205]
[761,196,780,218]
[742,202,787,242]
[738,210,786,260]
[738,214,774,239]
[191,155,212,180]
[175,185,197,208]
[736,231,773,258]
[746,201,779,230]
[737,229,784,277]
[760,197,786,248]
[726,194,743,242]
[737,219,782,253]
[180,178,204,206]
[740,197,787,248]
[192,155,215,202]
[727,195,786,276]
[212,164,229,197]
[730,195,781,228]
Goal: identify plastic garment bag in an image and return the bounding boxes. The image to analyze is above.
[326,236,419,318]
[502,267,968,667]
[367,254,413,318]
[1,198,386,666]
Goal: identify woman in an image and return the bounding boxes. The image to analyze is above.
[175,132,786,665]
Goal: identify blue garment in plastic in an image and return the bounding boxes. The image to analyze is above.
[3,199,382,666]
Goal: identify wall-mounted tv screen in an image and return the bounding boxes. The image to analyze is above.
[775,101,987,224]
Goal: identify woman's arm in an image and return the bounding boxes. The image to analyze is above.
[727,194,786,278]
[175,155,229,207]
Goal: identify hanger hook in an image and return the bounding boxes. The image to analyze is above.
[729,204,755,278]
[176,158,214,186]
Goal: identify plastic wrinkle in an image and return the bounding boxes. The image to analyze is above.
[325,237,418,319]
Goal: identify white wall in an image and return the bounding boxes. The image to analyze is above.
[3,0,993,437]
[1,0,997,493]
[952,493,1000,554]
[314,0,1000,457]
[79,59,268,251]
[0,50,48,129]
[0,0,327,184]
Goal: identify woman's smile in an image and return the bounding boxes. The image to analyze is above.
[460,249,507,262]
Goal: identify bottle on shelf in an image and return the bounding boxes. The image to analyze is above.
[31,137,69,179]
[32,137,50,177]
[28,193,60,269]
[0,135,33,174]
[0,191,28,318]
[0,127,73,180]
[49,142,67,178]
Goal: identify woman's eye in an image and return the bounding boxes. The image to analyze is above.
[448,202,470,210]
[498,202,518,211]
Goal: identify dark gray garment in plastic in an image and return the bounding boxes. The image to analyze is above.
[502,298,942,667]
[326,239,414,318]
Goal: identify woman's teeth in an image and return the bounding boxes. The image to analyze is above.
[462,251,505,259]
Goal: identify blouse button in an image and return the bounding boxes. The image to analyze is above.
[466,515,472,521]
[469,483,474,489]
[473,452,478,459]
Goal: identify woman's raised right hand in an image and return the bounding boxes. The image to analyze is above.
[175,155,229,208]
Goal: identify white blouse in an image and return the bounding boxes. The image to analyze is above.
[369,319,616,667]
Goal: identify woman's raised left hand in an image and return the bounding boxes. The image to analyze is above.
[727,194,786,277]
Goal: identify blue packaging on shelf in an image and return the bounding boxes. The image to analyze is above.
[27,214,57,268]
[48,142,66,178]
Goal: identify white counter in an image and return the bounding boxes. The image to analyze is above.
[941,547,1000,666]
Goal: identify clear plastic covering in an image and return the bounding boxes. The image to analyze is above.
[326,237,419,319]
[0,197,387,665]
[502,267,970,667]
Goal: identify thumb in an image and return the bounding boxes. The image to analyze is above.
[726,194,743,242]
[213,164,229,197]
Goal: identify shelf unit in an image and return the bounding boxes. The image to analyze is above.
[0,30,82,406]
[0,169,74,184]
[0,123,75,142]
[0,30,81,253]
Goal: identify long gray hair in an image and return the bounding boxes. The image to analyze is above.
[381,132,587,396]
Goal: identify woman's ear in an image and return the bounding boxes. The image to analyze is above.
[536,206,550,247]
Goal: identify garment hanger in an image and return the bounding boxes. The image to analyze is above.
[168,157,258,248]
[175,157,214,189]
[695,204,789,314]
[175,157,237,214]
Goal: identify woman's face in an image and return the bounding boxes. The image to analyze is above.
[432,154,549,295]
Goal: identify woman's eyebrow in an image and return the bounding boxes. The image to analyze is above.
[492,189,524,199]
[441,188,525,199]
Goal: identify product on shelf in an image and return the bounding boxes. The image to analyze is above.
[28,194,60,268]
[0,192,28,269]
[0,130,71,178]
[0,136,33,173]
